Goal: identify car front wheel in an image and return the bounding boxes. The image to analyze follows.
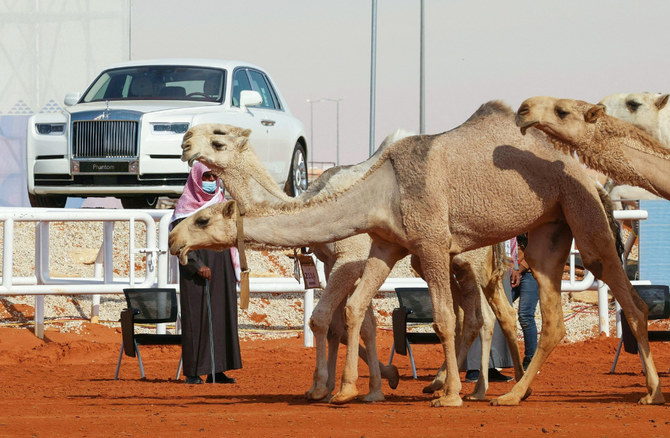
[286,143,308,197]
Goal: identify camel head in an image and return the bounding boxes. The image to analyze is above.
[169,200,239,265]
[180,123,251,170]
[515,96,605,146]
[599,92,670,143]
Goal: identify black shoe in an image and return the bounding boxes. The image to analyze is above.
[464,370,479,383]
[488,368,513,382]
[206,372,236,384]
[185,376,203,384]
[522,357,532,371]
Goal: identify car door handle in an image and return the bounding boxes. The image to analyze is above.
[261,119,275,126]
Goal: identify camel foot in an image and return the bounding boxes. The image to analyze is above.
[490,391,521,406]
[329,386,359,405]
[430,389,446,399]
[463,392,487,401]
[360,390,386,403]
[422,380,444,394]
[385,365,400,390]
[638,392,665,405]
[430,394,463,407]
[306,385,332,401]
[521,387,532,401]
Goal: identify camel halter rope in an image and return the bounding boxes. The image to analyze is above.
[235,201,250,309]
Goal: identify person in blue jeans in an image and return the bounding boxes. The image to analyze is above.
[511,233,539,371]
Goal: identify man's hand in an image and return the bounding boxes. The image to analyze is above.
[197,266,212,280]
[510,269,521,288]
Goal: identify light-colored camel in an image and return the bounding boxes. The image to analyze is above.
[599,93,670,146]
[515,96,670,202]
[170,101,663,406]
[180,123,523,402]
[598,93,669,208]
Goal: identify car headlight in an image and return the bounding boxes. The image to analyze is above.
[35,123,65,135]
[152,122,190,134]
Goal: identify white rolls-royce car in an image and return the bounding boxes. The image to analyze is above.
[27,59,309,208]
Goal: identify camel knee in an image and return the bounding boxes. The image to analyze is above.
[432,321,454,343]
[309,308,331,335]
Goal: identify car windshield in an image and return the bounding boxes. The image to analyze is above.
[81,66,226,103]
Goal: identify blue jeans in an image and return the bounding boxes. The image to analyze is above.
[512,271,539,360]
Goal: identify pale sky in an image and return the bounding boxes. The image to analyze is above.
[130,0,670,165]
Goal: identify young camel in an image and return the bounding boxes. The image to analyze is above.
[180,123,523,402]
[170,101,663,407]
[515,96,670,202]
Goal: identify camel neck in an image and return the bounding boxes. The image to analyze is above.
[241,160,400,248]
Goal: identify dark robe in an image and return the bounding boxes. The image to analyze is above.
[179,247,242,377]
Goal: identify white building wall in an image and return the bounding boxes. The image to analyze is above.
[0,0,129,206]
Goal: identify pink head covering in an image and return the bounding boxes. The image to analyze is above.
[170,161,241,281]
[171,161,224,224]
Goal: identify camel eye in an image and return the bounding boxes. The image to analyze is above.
[195,216,209,227]
[626,100,642,112]
[211,140,226,150]
[555,107,569,119]
[213,129,227,135]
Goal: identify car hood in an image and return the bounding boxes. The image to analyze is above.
[66,100,220,115]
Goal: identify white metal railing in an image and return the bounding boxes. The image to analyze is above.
[0,207,650,343]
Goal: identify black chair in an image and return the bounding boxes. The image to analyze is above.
[114,288,183,380]
[387,287,440,379]
[611,284,670,372]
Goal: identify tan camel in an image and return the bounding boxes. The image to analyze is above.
[515,96,670,201]
[170,101,663,407]
[180,124,523,402]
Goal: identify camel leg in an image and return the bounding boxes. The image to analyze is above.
[465,292,495,401]
[324,302,345,397]
[307,261,358,401]
[421,253,463,407]
[484,276,526,386]
[353,308,400,392]
[573,224,663,404]
[423,273,467,394]
[492,223,572,406]
[330,242,407,404]
[359,304,386,402]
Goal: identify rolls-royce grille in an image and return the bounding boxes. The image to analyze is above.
[72,120,139,158]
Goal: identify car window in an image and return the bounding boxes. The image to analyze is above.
[81,66,226,102]
[232,69,252,107]
[248,70,278,109]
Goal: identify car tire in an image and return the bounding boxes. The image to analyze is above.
[29,194,67,208]
[285,143,308,197]
[121,195,159,209]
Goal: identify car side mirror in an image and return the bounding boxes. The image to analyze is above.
[64,92,81,106]
[239,90,263,110]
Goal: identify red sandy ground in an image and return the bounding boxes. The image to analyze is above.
[1,325,669,438]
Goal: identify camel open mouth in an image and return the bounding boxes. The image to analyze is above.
[184,152,201,167]
[518,121,538,136]
[169,242,191,265]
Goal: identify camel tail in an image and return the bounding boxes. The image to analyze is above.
[490,242,508,281]
[596,185,625,259]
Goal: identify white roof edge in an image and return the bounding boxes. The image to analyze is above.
[104,58,263,71]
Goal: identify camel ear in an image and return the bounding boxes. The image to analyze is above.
[655,94,669,110]
[241,128,251,138]
[585,104,605,123]
[235,135,249,151]
[222,200,238,219]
